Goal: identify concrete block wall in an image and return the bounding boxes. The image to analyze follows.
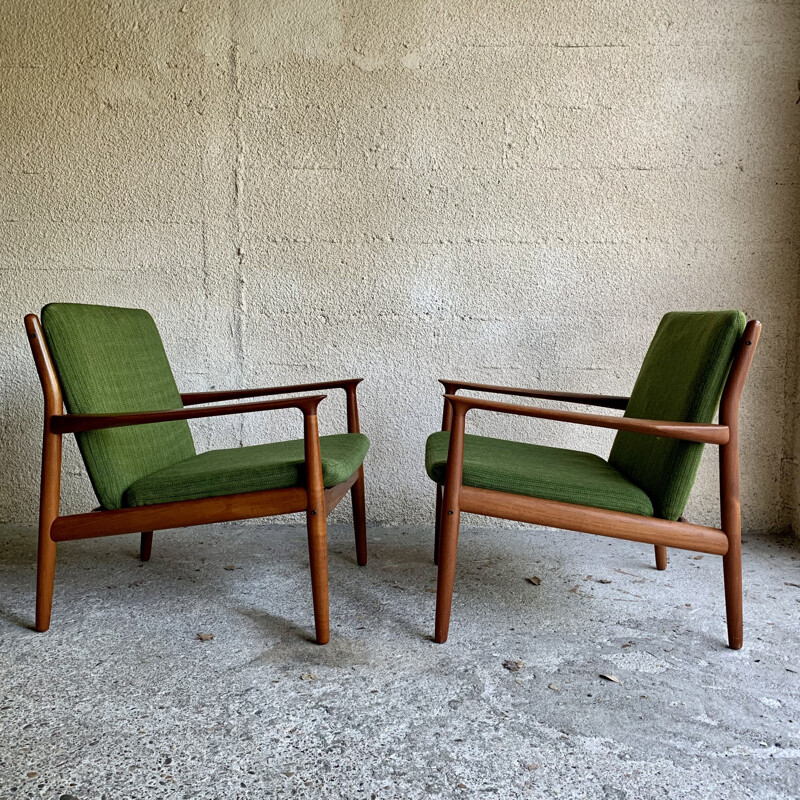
[1,1,798,532]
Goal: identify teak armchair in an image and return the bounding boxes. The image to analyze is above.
[26,303,370,644]
[426,311,760,649]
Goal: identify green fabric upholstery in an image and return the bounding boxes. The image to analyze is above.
[41,303,196,510]
[609,310,746,520]
[426,432,654,517]
[123,433,370,507]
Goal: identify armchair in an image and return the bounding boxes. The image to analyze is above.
[26,303,369,644]
[427,311,760,648]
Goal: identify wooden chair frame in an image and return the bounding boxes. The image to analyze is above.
[433,320,761,649]
[25,313,368,644]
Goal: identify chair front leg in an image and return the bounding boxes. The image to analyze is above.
[654,545,667,570]
[434,407,467,644]
[304,408,330,645]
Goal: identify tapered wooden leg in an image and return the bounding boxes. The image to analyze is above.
[36,531,57,633]
[720,436,743,649]
[654,545,667,570]
[304,409,330,645]
[434,506,461,643]
[36,431,61,633]
[434,409,466,644]
[140,531,153,562]
[350,466,367,566]
[722,534,743,649]
[307,510,330,644]
[434,484,442,566]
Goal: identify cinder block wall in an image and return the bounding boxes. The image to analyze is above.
[1,1,798,532]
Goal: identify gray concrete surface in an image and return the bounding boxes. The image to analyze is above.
[0,521,798,799]
[2,0,799,533]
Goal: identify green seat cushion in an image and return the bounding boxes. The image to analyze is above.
[609,310,746,520]
[123,433,369,507]
[41,303,196,510]
[426,432,653,517]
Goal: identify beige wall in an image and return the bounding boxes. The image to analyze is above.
[1,1,798,532]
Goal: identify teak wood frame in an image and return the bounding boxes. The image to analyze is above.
[433,320,761,649]
[25,313,368,644]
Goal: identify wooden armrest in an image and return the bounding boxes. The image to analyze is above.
[181,378,362,406]
[50,394,327,435]
[444,394,729,445]
[440,379,629,410]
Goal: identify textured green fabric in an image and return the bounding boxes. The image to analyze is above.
[609,310,746,520]
[426,432,653,516]
[123,433,370,506]
[41,303,196,510]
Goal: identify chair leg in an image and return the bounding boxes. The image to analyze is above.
[350,467,367,566]
[140,531,153,562]
[434,484,442,565]
[719,427,744,649]
[654,545,667,570]
[434,507,461,643]
[307,511,330,645]
[35,430,61,633]
[723,535,743,650]
[36,532,57,633]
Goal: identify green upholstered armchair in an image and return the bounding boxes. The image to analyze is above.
[427,311,761,649]
[26,303,370,643]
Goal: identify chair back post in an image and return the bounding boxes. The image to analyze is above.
[440,381,459,431]
[25,313,64,631]
[344,380,361,434]
[718,320,762,526]
[718,319,761,650]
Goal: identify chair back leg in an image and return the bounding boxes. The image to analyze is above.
[654,545,667,570]
[717,321,759,650]
[36,429,61,632]
[140,531,153,562]
[720,438,743,649]
[433,484,442,565]
[350,466,368,566]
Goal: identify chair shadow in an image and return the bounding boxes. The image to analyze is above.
[237,606,372,668]
[0,606,35,631]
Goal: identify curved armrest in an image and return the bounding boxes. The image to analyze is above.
[445,394,729,445]
[181,378,363,434]
[440,379,629,410]
[50,394,327,435]
[180,378,362,405]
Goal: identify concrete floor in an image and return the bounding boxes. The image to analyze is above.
[0,521,798,799]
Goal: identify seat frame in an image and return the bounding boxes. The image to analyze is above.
[25,313,368,644]
[432,319,761,649]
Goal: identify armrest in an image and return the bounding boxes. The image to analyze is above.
[445,394,729,445]
[440,379,628,410]
[180,378,362,405]
[50,394,327,435]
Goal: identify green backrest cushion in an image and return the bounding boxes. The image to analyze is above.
[41,303,196,510]
[608,311,746,520]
